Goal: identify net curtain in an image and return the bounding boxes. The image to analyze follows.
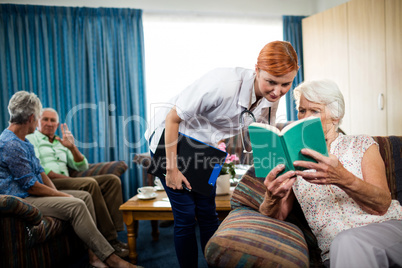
[0,4,148,200]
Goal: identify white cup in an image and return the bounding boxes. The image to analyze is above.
[154,178,163,189]
[137,186,156,197]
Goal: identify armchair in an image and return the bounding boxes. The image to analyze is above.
[0,160,128,268]
[205,136,402,267]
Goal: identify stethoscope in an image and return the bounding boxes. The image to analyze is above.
[239,107,271,153]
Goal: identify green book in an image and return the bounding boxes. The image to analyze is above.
[248,117,328,178]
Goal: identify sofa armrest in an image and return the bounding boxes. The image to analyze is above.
[0,195,42,225]
[205,207,309,267]
[69,161,128,178]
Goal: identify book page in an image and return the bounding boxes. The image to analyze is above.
[249,122,281,135]
[280,116,318,135]
[282,117,328,169]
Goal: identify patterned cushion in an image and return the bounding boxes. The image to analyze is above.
[69,160,128,177]
[205,208,309,267]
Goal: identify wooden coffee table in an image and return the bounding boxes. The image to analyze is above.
[120,188,234,264]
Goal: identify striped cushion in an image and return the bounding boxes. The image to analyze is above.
[205,208,309,267]
[69,160,128,177]
[230,166,265,211]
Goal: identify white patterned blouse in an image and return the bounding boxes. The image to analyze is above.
[292,133,402,261]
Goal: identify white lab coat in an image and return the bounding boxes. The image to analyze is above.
[145,67,278,152]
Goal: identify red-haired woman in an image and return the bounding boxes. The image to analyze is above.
[145,41,299,267]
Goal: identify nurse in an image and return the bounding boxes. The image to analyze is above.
[145,40,299,267]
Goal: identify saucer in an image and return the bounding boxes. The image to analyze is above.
[138,192,157,200]
[154,186,164,191]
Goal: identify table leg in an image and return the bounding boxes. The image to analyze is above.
[123,212,138,264]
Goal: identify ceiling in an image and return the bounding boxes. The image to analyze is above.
[0,0,349,17]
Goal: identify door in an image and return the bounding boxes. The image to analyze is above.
[348,0,387,135]
[385,0,402,135]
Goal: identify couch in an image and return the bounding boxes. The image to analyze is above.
[205,136,402,267]
[0,160,128,268]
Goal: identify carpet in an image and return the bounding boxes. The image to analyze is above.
[68,220,210,267]
[118,220,209,268]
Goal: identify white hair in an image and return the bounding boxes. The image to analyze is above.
[293,79,345,125]
[41,107,59,123]
[8,91,42,124]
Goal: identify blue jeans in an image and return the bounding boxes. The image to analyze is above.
[159,177,219,268]
[149,136,219,267]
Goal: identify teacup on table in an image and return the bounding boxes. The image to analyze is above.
[154,178,164,190]
[137,186,156,198]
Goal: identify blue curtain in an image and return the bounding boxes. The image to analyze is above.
[0,4,148,201]
[283,15,306,121]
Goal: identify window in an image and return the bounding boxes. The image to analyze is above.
[143,13,285,123]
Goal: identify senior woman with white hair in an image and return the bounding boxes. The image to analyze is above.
[0,91,138,268]
[259,79,402,267]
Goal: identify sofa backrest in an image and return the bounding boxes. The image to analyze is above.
[373,136,402,204]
